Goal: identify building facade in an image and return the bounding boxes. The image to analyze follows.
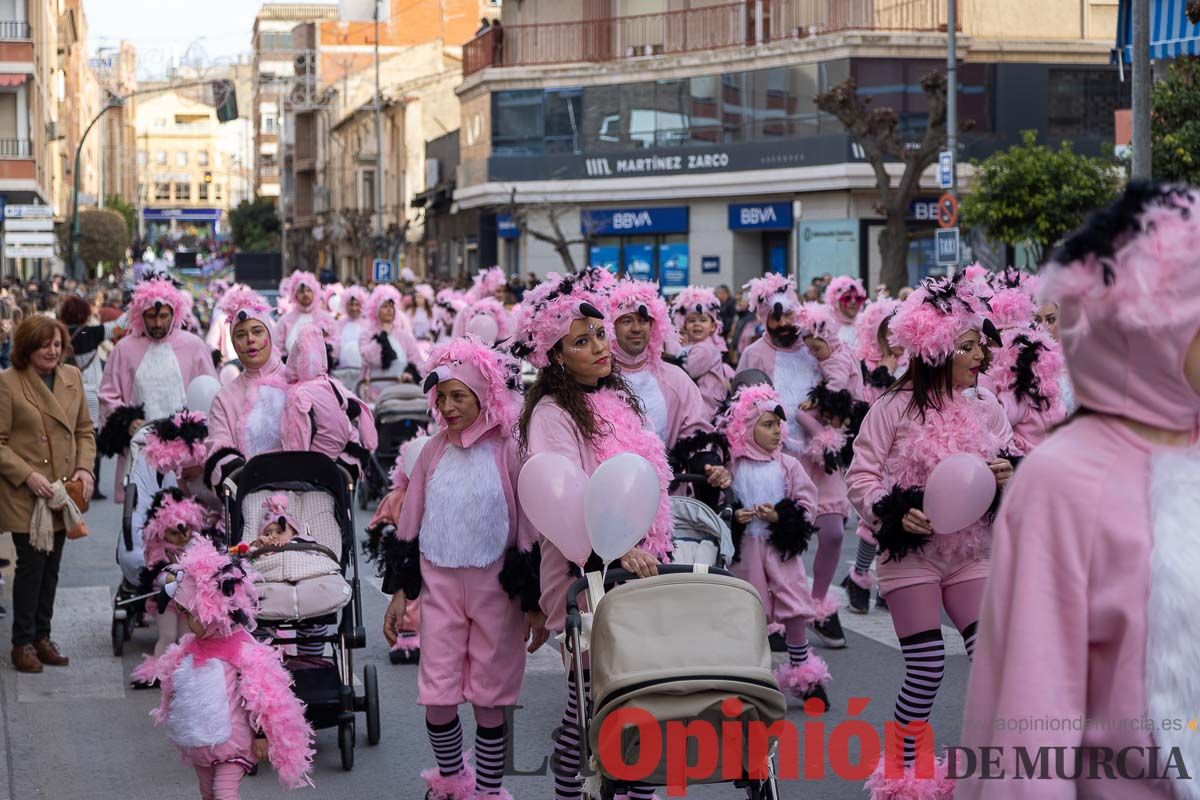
[455,0,1123,293]
[90,41,139,207]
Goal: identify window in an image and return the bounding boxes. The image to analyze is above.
[1048,68,1126,139]
[263,114,279,135]
[492,90,543,155]
[176,150,188,166]
[0,93,16,140]
[360,169,375,210]
[214,184,223,202]
[544,89,582,154]
[197,182,209,201]
[155,150,167,165]
[197,150,209,166]
[260,31,292,52]
[154,182,170,201]
[173,182,190,201]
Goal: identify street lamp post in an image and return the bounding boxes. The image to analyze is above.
[68,98,122,280]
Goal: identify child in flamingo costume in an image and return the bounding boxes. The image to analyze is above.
[368,336,540,800]
[132,538,315,797]
[824,275,868,348]
[722,384,831,709]
[670,285,734,421]
[139,488,205,669]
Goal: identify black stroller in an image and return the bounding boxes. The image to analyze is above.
[355,377,428,508]
[223,451,381,770]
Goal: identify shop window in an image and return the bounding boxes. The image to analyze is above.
[545,88,582,154]
[1048,68,1125,139]
[492,89,544,155]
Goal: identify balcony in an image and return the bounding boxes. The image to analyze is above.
[0,21,30,40]
[0,138,29,158]
[463,0,958,76]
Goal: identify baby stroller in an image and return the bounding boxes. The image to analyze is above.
[356,377,429,509]
[112,425,156,656]
[669,474,734,568]
[222,451,381,771]
[565,565,787,799]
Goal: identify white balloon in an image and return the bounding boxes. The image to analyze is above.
[584,453,662,562]
[218,363,242,386]
[186,375,222,415]
[402,435,431,478]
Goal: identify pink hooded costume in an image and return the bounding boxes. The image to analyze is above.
[206,284,262,366]
[452,296,515,343]
[131,538,315,793]
[203,296,288,491]
[359,284,424,401]
[273,271,336,355]
[960,183,1200,800]
[281,324,377,477]
[333,285,369,370]
[98,278,217,499]
[735,274,823,457]
[671,286,734,420]
[723,384,831,699]
[824,275,867,348]
[605,280,714,464]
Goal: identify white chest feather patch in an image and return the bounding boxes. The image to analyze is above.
[733,459,786,540]
[419,442,510,568]
[134,343,187,421]
[245,386,286,457]
[774,347,820,449]
[1147,446,1200,800]
[623,368,669,444]
[166,656,233,749]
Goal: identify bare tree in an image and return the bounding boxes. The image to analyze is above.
[1188,0,1200,24]
[504,187,598,273]
[816,72,950,292]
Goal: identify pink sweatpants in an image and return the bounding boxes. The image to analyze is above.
[194,762,244,800]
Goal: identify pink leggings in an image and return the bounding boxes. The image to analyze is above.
[885,578,986,639]
[195,762,244,800]
[810,513,846,600]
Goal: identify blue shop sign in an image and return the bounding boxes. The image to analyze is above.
[581,206,689,236]
[728,202,793,231]
[497,213,520,239]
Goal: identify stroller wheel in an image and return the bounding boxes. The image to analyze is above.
[364,664,381,746]
[123,615,135,641]
[339,721,356,771]
[111,619,125,657]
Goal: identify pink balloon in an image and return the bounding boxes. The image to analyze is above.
[518,453,591,565]
[584,453,661,561]
[923,453,997,534]
[466,314,500,344]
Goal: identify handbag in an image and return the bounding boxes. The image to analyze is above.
[24,373,91,520]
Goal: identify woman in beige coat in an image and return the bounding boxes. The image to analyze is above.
[0,316,95,673]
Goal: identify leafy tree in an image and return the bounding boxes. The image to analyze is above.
[229,197,281,252]
[816,72,949,292]
[65,208,130,277]
[960,130,1120,263]
[1151,56,1200,185]
[104,195,137,238]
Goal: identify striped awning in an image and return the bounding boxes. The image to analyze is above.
[1114,0,1200,63]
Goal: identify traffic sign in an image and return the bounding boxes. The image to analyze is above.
[372,258,393,283]
[4,205,53,220]
[4,218,54,231]
[5,231,54,245]
[937,193,959,229]
[4,244,55,259]
[935,228,960,266]
[938,150,954,189]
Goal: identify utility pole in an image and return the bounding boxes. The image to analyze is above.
[946,0,957,198]
[1131,0,1151,179]
[373,0,385,258]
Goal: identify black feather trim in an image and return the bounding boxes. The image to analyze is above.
[146,487,187,528]
[498,542,542,613]
[807,382,855,423]
[838,400,871,469]
[211,348,222,370]
[862,362,896,390]
[375,331,398,371]
[97,404,145,456]
[729,502,745,564]
[667,429,728,476]
[767,498,818,562]
[203,446,244,490]
[362,524,422,597]
[404,362,422,383]
[872,485,929,563]
[1008,334,1052,411]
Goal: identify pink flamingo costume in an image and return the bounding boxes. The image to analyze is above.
[670,286,734,420]
[367,336,535,800]
[824,275,868,348]
[960,183,1200,799]
[358,284,425,402]
[132,538,314,797]
[273,270,336,355]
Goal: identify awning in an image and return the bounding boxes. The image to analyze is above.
[1114,0,1200,63]
[0,74,28,87]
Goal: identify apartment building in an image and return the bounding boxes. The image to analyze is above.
[89,41,139,207]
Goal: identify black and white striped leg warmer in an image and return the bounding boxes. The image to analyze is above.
[892,629,945,766]
[787,639,811,667]
[553,669,591,800]
[853,539,877,576]
[426,716,464,777]
[961,620,978,662]
[625,786,656,799]
[475,722,508,795]
[294,623,327,657]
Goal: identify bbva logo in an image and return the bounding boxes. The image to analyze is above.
[612,211,654,229]
[740,206,777,225]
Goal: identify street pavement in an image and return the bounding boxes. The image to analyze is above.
[0,458,971,799]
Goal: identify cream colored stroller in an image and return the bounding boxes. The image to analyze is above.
[565,565,786,799]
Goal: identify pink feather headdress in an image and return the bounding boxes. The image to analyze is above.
[605,279,671,359]
[854,298,901,363]
[510,270,606,368]
[278,270,320,305]
[460,297,514,340]
[423,335,522,433]
[986,267,1036,329]
[167,538,260,637]
[889,274,985,364]
[415,283,435,303]
[222,290,276,339]
[144,489,207,568]
[670,286,723,334]
[143,411,208,475]
[794,301,840,343]
[466,266,507,302]
[339,284,369,313]
[128,278,189,337]
[824,275,866,309]
[364,283,412,335]
[744,273,800,322]
[217,284,266,316]
[721,384,786,460]
[260,494,301,540]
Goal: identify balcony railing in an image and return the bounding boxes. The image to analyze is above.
[0,138,30,158]
[0,21,31,40]
[463,0,958,76]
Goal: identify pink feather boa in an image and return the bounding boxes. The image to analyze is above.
[774,653,831,696]
[987,286,1035,329]
[143,493,206,567]
[805,425,847,463]
[986,327,1064,403]
[143,437,206,476]
[865,755,954,800]
[586,388,674,558]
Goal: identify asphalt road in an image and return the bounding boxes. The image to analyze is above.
[0,458,971,800]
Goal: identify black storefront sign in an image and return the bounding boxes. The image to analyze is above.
[488,135,853,182]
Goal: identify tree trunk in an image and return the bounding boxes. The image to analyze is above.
[879,212,911,292]
[555,242,577,273]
